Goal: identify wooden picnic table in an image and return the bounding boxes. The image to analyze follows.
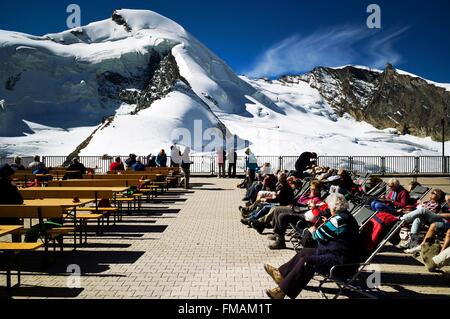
[0,198,96,218]
[19,187,128,200]
[0,198,95,252]
[84,173,162,180]
[0,225,23,237]
[47,179,140,187]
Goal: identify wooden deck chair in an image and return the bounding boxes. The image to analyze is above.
[315,219,405,299]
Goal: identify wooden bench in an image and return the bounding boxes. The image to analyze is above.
[75,207,118,225]
[0,199,94,251]
[0,242,43,288]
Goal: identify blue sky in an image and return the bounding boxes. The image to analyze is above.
[1,0,449,82]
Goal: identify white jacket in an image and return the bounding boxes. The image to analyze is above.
[170,146,182,164]
[181,147,191,164]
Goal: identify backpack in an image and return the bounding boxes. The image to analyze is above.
[360,212,401,253]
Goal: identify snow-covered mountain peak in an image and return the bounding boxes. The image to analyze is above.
[43,9,188,45]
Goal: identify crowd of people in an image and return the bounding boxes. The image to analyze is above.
[235,151,450,299]
[2,149,449,298]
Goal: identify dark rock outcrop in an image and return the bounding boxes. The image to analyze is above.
[293,65,450,141]
[112,10,132,32]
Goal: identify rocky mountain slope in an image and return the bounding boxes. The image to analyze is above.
[288,64,450,141]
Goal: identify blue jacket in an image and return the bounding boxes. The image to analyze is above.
[132,162,145,171]
[246,154,258,171]
[156,154,167,167]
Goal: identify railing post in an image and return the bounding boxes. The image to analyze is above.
[348,156,353,172]
[444,156,449,174]
[278,156,283,171]
[414,157,420,174]
[380,157,386,175]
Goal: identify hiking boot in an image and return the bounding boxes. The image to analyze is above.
[251,220,266,234]
[241,212,250,218]
[265,287,285,299]
[409,234,421,248]
[239,206,249,214]
[264,264,284,285]
[398,238,411,249]
[404,245,422,255]
[245,201,253,207]
[240,218,250,226]
[269,239,286,250]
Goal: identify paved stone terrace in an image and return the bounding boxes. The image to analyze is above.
[1,177,449,299]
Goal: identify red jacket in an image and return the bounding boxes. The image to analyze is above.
[109,162,125,171]
[387,186,409,209]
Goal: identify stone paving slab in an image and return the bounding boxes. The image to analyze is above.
[0,177,449,299]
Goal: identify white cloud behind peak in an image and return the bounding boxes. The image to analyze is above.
[245,25,410,78]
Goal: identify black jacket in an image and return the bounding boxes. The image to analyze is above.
[295,152,315,174]
[0,178,23,204]
[266,183,295,206]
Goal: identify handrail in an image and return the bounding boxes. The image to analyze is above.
[1,155,449,174]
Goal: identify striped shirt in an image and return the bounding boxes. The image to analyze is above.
[312,215,348,243]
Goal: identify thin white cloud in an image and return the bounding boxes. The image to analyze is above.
[245,25,410,78]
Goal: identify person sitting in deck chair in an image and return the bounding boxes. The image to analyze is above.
[420,195,450,271]
[262,180,323,250]
[370,178,409,213]
[399,188,445,251]
[263,193,360,299]
[240,173,293,226]
[240,173,277,207]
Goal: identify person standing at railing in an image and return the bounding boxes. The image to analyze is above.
[294,152,317,178]
[170,145,182,168]
[245,148,258,186]
[217,147,226,178]
[227,148,237,178]
[181,147,192,189]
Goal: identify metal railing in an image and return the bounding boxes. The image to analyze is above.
[1,155,449,175]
